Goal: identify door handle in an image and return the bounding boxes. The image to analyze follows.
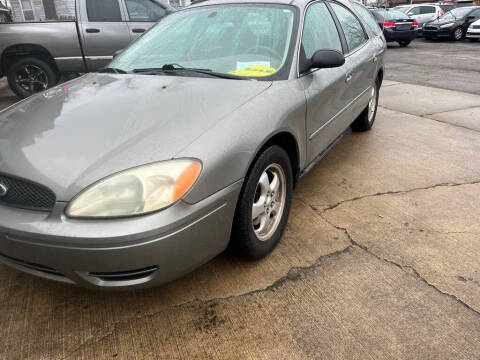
[132,28,146,33]
[86,28,100,33]
[346,73,353,83]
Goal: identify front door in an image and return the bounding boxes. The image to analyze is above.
[123,0,167,41]
[79,0,131,70]
[300,1,350,163]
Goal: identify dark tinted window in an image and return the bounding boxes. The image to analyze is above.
[420,6,436,14]
[86,0,122,22]
[126,0,166,22]
[302,2,343,59]
[330,2,367,52]
[353,3,382,35]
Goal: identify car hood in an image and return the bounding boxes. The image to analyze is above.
[0,73,272,201]
[427,17,461,25]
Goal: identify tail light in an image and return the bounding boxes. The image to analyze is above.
[383,21,395,28]
[412,21,419,28]
[440,11,444,15]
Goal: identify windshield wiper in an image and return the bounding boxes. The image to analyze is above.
[98,67,128,74]
[133,64,247,80]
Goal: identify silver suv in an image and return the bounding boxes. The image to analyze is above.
[393,4,445,29]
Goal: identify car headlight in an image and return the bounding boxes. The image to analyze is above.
[440,23,455,28]
[66,159,202,218]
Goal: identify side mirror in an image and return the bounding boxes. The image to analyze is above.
[309,50,345,70]
[113,49,123,59]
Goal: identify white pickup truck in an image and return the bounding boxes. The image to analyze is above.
[0,0,173,98]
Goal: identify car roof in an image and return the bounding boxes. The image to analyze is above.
[188,0,354,9]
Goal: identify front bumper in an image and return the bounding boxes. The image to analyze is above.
[0,180,243,289]
[422,27,454,38]
[466,30,480,38]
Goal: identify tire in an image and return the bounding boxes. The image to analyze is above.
[229,145,293,259]
[7,57,59,99]
[398,40,411,47]
[351,78,380,132]
[452,27,464,41]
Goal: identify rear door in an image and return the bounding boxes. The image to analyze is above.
[419,6,437,26]
[122,0,167,41]
[79,0,131,70]
[329,1,375,122]
[299,1,350,162]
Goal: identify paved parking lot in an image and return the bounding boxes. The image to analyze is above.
[1,39,480,359]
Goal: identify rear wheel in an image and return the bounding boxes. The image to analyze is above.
[398,40,411,47]
[453,27,464,41]
[7,57,59,99]
[351,79,379,132]
[229,145,293,259]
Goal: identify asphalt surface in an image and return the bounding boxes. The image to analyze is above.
[384,37,480,95]
[1,39,480,359]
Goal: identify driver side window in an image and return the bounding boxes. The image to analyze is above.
[302,2,343,60]
[408,7,421,15]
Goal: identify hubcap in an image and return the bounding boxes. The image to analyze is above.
[252,163,286,241]
[15,65,49,94]
[368,85,377,123]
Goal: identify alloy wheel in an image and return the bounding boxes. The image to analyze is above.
[252,163,286,241]
[454,28,463,41]
[368,85,377,123]
[15,65,49,94]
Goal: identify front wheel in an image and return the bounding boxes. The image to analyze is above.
[7,57,59,99]
[398,40,411,47]
[453,27,464,41]
[229,145,293,259]
[351,80,380,132]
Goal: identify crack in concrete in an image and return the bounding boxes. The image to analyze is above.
[60,181,480,359]
[318,179,480,213]
[59,245,355,359]
[378,105,480,133]
[313,209,480,318]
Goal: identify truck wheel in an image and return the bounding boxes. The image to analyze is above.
[7,57,59,99]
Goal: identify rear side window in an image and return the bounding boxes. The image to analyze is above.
[330,3,367,53]
[420,6,436,14]
[86,0,122,22]
[408,7,421,15]
[302,2,343,58]
[126,0,166,22]
[353,3,382,35]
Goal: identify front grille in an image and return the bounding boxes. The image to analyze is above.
[0,252,65,278]
[0,174,56,211]
[473,25,480,29]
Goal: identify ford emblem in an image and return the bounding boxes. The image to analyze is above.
[0,183,7,197]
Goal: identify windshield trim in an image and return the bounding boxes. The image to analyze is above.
[111,2,300,82]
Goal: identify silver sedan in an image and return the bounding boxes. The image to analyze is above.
[0,0,385,289]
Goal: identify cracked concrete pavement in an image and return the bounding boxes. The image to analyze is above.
[1,78,480,359]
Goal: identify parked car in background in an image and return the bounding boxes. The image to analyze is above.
[466,17,480,40]
[371,9,418,46]
[423,6,480,40]
[0,0,386,289]
[393,4,444,30]
[0,0,173,98]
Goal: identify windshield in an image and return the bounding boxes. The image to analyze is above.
[110,4,298,80]
[440,7,473,20]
